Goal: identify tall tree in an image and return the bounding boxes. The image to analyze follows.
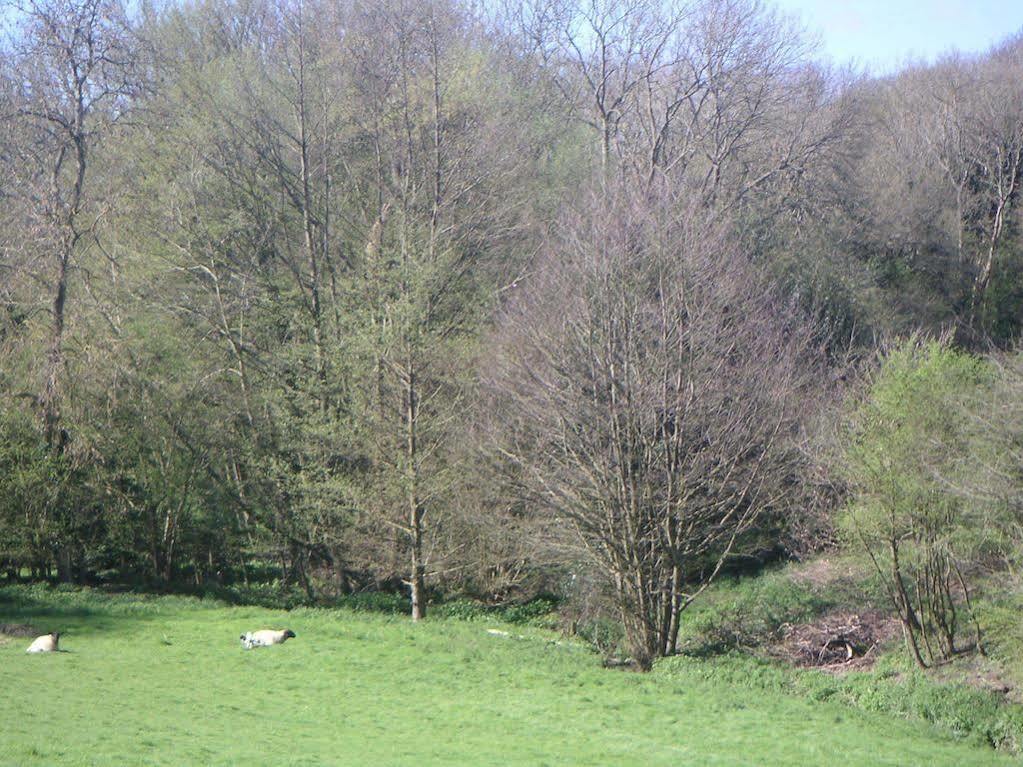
[0,0,141,580]
[487,188,822,666]
[0,0,140,448]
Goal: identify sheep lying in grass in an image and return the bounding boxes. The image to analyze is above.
[240,629,296,649]
[26,632,60,653]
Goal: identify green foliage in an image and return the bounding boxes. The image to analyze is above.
[675,570,835,654]
[973,583,1023,688]
[202,581,315,611]
[841,338,990,549]
[574,616,627,657]
[498,596,561,626]
[0,582,224,617]
[333,591,411,614]
[0,409,98,573]
[0,410,60,564]
[841,339,999,663]
[843,340,990,512]
[2,0,1023,729]
[980,251,1023,342]
[433,595,560,627]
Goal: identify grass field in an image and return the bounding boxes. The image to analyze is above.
[0,585,1014,766]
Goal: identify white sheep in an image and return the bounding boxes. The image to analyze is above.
[26,632,60,653]
[240,629,296,649]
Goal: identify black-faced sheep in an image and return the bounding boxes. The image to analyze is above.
[26,632,60,653]
[240,629,296,649]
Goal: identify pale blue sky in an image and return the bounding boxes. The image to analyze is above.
[773,0,1023,72]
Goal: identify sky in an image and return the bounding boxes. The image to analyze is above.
[772,0,1023,73]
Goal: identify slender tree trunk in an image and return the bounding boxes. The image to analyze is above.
[891,540,928,668]
[953,560,985,656]
[406,359,425,621]
[42,249,70,450]
[293,11,327,403]
[664,561,683,655]
[601,116,611,180]
[55,547,72,584]
[970,145,1021,327]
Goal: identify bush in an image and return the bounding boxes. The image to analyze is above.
[815,667,1023,752]
[433,598,491,621]
[336,591,410,615]
[433,595,561,627]
[206,581,312,610]
[675,569,834,654]
[574,616,625,658]
[499,596,560,626]
[840,339,997,666]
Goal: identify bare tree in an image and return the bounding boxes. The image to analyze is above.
[486,186,822,666]
[965,51,1023,324]
[0,0,140,449]
[512,0,845,211]
[871,45,1023,335]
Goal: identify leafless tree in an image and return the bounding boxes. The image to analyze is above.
[485,186,823,666]
[0,0,140,448]
[965,49,1023,323]
[511,0,847,211]
[864,44,1023,335]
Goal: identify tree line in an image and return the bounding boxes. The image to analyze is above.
[0,0,1021,668]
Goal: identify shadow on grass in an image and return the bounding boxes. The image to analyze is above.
[0,583,565,644]
[0,585,204,638]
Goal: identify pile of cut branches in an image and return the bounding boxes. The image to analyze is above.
[773,611,898,667]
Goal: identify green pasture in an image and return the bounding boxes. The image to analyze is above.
[0,586,1011,766]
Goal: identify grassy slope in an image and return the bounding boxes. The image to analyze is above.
[0,586,1012,767]
[670,559,1023,752]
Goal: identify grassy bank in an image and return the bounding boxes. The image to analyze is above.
[666,558,1023,754]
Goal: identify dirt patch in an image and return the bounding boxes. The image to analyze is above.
[930,654,1022,703]
[789,556,866,591]
[0,622,38,637]
[0,622,39,647]
[769,610,900,671]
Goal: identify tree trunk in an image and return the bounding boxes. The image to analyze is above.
[891,540,928,668]
[42,248,70,450]
[410,501,425,621]
[55,547,73,584]
[406,359,425,621]
[664,562,683,656]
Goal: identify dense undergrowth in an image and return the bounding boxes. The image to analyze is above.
[671,562,891,655]
[0,580,561,628]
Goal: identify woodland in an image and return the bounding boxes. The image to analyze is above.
[2,0,1023,671]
